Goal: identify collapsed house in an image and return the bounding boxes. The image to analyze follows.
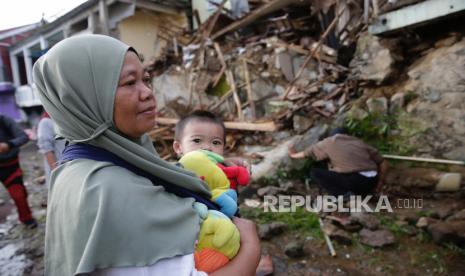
[148,0,387,157]
[148,0,465,163]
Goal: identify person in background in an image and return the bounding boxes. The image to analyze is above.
[0,114,37,228]
[288,128,388,197]
[37,112,65,186]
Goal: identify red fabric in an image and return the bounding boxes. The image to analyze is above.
[41,111,50,119]
[3,168,22,186]
[217,163,250,190]
[7,184,33,223]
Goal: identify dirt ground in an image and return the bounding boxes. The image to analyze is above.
[240,180,465,276]
[245,199,465,275]
[1,143,464,276]
[0,142,47,276]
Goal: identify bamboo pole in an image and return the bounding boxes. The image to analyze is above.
[383,155,465,166]
[319,218,337,257]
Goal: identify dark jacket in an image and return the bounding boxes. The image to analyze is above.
[0,115,29,161]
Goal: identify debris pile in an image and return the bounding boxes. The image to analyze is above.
[147,0,384,158]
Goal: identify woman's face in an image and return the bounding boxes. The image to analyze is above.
[114,51,156,138]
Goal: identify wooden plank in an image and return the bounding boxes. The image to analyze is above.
[226,69,245,121]
[193,9,202,27]
[155,117,278,132]
[242,59,256,120]
[213,42,244,121]
[148,126,170,138]
[211,42,226,87]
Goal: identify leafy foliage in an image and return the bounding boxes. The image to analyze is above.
[344,112,416,155]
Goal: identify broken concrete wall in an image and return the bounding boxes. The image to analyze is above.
[403,36,465,160]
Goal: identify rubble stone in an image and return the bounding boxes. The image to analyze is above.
[446,209,465,222]
[292,115,313,133]
[321,83,338,94]
[435,173,462,192]
[403,225,418,236]
[265,100,293,117]
[326,216,362,232]
[291,56,318,87]
[347,106,369,120]
[284,241,305,258]
[350,213,380,230]
[323,223,352,245]
[389,92,405,113]
[259,222,288,240]
[359,229,396,247]
[251,78,275,101]
[350,33,400,84]
[277,52,294,81]
[427,220,465,245]
[293,125,328,152]
[435,204,459,220]
[366,97,388,114]
[257,186,282,197]
[152,70,213,116]
[416,217,438,229]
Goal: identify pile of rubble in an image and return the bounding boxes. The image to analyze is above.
[147,0,389,158]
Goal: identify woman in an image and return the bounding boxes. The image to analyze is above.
[37,112,65,187]
[33,35,260,276]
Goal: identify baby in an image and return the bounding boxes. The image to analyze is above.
[173,110,250,193]
[173,110,250,273]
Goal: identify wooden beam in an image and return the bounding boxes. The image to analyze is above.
[226,69,244,121]
[242,59,256,120]
[213,42,244,121]
[155,117,278,132]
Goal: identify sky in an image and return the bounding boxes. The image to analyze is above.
[0,0,88,31]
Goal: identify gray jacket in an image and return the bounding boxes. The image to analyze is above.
[0,114,29,161]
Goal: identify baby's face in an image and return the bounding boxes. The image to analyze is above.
[173,121,225,157]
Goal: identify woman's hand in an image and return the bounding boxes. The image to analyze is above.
[288,145,306,159]
[0,142,10,153]
[233,217,259,246]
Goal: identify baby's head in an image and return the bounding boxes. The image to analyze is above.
[173,110,226,157]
